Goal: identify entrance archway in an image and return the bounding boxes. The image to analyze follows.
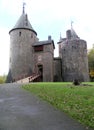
[37,65,43,82]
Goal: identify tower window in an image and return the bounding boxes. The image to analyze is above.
[72,46,76,49]
[19,32,21,36]
[34,45,43,52]
[31,34,33,38]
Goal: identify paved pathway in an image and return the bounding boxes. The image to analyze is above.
[0,83,92,130]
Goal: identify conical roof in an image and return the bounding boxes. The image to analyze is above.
[71,28,79,39]
[9,13,37,35]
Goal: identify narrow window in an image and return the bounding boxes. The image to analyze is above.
[31,34,33,38]
[19,32,21,36]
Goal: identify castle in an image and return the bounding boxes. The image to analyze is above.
[7,6,89,82]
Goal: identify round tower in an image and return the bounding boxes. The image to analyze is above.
[59,28,89,82]
[8,6,38,82]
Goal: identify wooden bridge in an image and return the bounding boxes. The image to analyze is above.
[15,73,41,83]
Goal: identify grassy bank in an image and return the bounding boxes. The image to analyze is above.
[22,82,94,128]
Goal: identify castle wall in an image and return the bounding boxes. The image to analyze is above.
[9,29,38,81]
[53,58,62,81]
[61,39,89,82]
[33,44,54,82]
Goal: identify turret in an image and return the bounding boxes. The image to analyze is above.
[7,4,38,82]
[58,27,89,82]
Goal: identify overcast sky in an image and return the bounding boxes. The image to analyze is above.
[0,0,94,75]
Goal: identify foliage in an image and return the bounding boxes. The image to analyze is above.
[89,70,94,77]
[0,75,6,84]
[88,49,94,79]
[22,82,94,128]
[88,49,94,69]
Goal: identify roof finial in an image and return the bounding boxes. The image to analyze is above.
[23,2,26,14]
[71,21,74,29]
[60,32,62,39]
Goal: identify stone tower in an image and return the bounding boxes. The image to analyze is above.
[58,27,89,82]
[8,6,38,82]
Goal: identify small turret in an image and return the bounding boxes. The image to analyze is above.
[66,30,71,39]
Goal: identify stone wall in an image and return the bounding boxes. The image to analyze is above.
[33,44,54,82]
[53,58,62,81]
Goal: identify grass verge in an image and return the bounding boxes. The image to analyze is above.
[22,82,94,128]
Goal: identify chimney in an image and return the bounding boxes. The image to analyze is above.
[48,35,51,41]
[66,30,71,39]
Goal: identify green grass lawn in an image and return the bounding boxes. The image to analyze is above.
[22,82,94,128]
